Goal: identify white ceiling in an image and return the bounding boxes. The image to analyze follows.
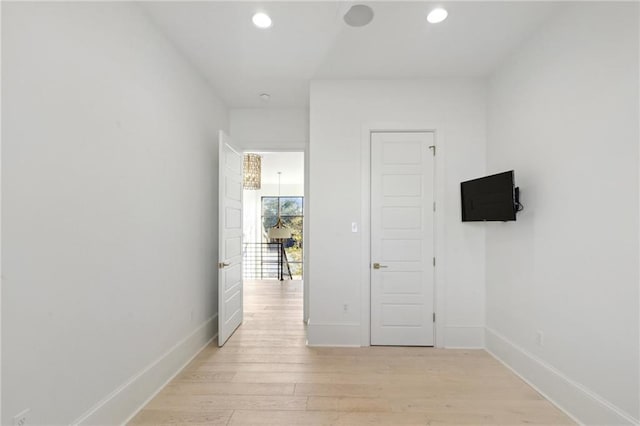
[141,1,558,108]
[253,152,305,185]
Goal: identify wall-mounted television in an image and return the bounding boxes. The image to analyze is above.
[461,171,520,222]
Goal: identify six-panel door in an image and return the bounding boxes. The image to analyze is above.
[370,131,435,346]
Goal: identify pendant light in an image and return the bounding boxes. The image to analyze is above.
[243,153,262,190]
[267,172,292,240]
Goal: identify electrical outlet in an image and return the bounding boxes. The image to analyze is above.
[343,304,349,313]
[351,222,358,233]
[13,409,30,426]
[536,331,544,346]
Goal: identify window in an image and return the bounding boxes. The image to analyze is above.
[261,196,303,277]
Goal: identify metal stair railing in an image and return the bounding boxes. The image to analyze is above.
[243,242,292,280]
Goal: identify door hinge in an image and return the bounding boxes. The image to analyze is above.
[428,145,436,156]
[433,257,436,267]
[433,312,436,323]
[433,202,436,212]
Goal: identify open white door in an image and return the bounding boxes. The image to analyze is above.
[370,131,435,346]
[218,131,243,346]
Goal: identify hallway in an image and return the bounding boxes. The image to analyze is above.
[130,280,572,425]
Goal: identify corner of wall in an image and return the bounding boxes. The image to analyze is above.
[486,327,638,425]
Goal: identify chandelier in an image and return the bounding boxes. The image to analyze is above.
[243,153,261,190]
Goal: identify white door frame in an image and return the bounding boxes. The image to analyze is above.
[360,123,446,348]
[238,146,309,324]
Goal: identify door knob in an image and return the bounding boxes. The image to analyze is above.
[218,262,230,269]
[372,263,388,269]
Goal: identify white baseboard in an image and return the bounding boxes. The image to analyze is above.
[306,343,362,347]
[307,321,361,346]
[71,314,218,426]
[307,323,485,348]
[485,327,638,426]
[443,325,485,349]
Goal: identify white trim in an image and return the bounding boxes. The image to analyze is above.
[637,3,640,418]
[306,344,362,348]
[303,144,310,324]
[360,123,446,348]
[0,3,4,421]
[486,327,639,426]
[307,321,361,347]
[240,144,307,153]
[71,314,219,426]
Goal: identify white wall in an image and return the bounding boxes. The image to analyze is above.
[308,79,487,347]
[485,3,639,424]
[230,108,308,150]
[231,109,310,318]
[2,2,228,424]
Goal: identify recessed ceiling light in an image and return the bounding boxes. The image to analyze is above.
[259,93,271,102]
[344,4,375,27]
[427,8,448,24]
[252,12,272,29]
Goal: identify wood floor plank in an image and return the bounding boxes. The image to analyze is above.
[228,409,340,425]
[293,382,544,400]
[309,396,391,413]
[129,279,574,426]
[161,382,295,396]
[145,394,308,411]
[128,409,233,425]
[174,371,236,382]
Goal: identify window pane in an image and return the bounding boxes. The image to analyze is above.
[260,196,304,277]
[281,215,303,263]
[262,197,279,233]
[289,263,302,277]
[279,197,303,216]
[262,197,279,217]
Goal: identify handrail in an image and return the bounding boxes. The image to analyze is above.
[243,242,293,280]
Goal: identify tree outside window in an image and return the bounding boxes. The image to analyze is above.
[261,196,303,278]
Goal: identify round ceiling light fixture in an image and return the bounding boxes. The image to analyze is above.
[259,93,271,103]
[343,4,374,27]
[427,7,448,24]
[252,12,272,29]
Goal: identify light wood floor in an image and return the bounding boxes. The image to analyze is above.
[130,280,573,425]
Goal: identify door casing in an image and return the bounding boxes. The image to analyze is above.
[237,146,309,324]
[360,123,446,348]
[370,131,436,346]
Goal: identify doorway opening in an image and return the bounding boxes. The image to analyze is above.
[241,151,305,325]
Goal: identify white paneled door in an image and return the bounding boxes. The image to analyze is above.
[218,131,244,346]
[371,132,435,346]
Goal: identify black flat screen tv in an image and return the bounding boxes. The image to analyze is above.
[461,171,518,222]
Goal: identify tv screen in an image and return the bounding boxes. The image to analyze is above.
[461,171,517,222]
